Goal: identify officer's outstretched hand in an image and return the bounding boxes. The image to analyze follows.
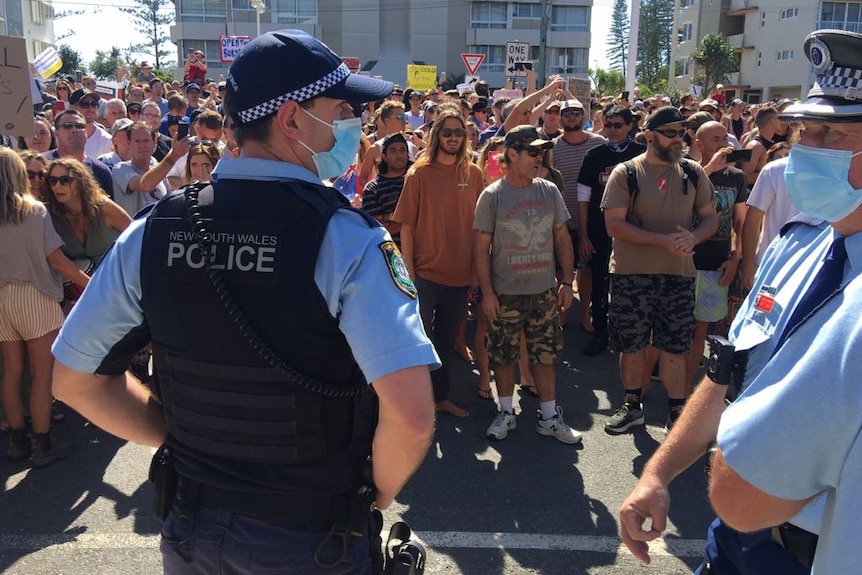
[619,472,671,565]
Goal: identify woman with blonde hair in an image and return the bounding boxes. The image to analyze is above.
[42,158,131,301]
[18,151,49,200]
[0,148,88,466]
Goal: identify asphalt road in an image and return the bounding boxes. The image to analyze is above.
[0,309,715,574]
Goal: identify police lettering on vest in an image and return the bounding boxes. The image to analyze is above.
[164,226,279,275]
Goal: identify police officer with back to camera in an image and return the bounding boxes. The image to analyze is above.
[620,28,862,575]
[51,29,438,574]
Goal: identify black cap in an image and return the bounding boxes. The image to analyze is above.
[504,125,553,150]
[781,29,862,123]
[127,102,143,114]
[226,29,393,125]
[471,101,488,114]
[645,106,685,130]
[70,88,98,105]
[382,132,408,151]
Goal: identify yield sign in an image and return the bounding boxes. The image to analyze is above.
[461,53,485,76]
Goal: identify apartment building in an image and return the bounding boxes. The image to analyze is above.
[23,0,54,61]
[169,0,593,87]
[669,0,856,103]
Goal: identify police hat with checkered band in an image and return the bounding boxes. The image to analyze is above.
[226,29,393,125]
[780,29,862,123]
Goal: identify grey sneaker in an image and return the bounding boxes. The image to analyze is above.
[486,410,517,440]
[605,403,645,434]
[536,406,582,444]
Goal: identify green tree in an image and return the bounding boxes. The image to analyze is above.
[592,68,625,99]
[636,0,668,92]
[691,33,739,95]
[89,47,126,80]
[118,0,176,69]
[606,0,629,77]
[57,44,85,77]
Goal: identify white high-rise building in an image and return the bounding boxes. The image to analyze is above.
[169,0,594,87]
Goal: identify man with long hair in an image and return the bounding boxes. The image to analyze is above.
[394,108,485,417]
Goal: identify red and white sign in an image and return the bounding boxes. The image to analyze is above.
[461,53,485,76]
[342,57,361,73]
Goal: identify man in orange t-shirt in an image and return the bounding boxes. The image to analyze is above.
[393,108,484,417]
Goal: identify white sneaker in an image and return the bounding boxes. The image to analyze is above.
[536,406,582,444]
[486,410,517,440]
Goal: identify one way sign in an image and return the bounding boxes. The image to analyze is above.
[506,41,531,76]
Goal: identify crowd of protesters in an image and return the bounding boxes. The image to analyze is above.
[1,58,799,468]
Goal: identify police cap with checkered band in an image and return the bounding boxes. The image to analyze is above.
[780,29,862,123]
[226,29,393,125]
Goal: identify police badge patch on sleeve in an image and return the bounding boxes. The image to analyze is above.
[379,241,417,298]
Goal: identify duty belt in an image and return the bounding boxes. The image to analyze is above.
[176,475,340,525]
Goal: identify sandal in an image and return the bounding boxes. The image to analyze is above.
[477,388,494,401]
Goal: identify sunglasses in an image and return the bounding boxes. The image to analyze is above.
[27,170,46,180]
[561,109,584,117]
[393,113,408,121]
[653,128,686,139]
[59,122,86,130]
[129,109,142,115]
[439,127,466,138]
[47,175,75,186]
[77,101,99,109]
[514,146,543,157]
[605,121,629,129]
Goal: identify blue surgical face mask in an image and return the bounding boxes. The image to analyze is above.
[298,108,362,180]
[785,143,862,222]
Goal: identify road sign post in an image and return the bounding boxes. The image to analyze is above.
[505,41,531,77]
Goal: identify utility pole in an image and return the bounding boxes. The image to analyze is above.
[251,0,266,37]
[626,0,640,93]
[538,0,549,83]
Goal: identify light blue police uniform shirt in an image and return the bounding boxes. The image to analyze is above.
[718,221,862,574]
[53,157,440,383]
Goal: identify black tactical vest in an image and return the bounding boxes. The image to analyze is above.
[140,178,377,495]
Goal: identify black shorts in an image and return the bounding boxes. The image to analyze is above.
[608,274,695,355]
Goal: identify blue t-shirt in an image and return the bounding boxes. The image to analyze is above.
[53,157,440,384]
[718,221,862,573]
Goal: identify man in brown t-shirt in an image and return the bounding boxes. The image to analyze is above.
[600,106,718,434]
[393,108,485,417]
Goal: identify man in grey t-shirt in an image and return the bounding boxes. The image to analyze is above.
[473,125,581,445]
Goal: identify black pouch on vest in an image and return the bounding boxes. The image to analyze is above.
[149,444,178,521]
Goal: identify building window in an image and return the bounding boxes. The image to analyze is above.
[819,2,862,32]
[681,0,695,6]
[30,0,44,25]
[468,45,505,72]
[179,0,227,22]
[780,7,798,19]
[761,11,766,27]
[513,2,542,19]
[551,6,588,31]
[274,0,316,23]
[471,2,508,29]
[182,40,222,63]
[675,58,691,76]
[756,51,761,67]
[680,22,693,42]
[231,0,251,10]
[776,49,794,61]
[743,89,762,104]
[548,47,587,75]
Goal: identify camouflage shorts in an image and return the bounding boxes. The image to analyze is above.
[608,274,695,355]
[485,288,563,366]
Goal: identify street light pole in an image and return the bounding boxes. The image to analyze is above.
[251,0,266,37]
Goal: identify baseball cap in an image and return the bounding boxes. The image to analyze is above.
[684,111,714,133]
[731,98,744,106]
[127,102,143,115]
[422,101,438,112]
[140,61,152,69]
[560,99,585,111]
[110,118,134,136]
[382,132,408,151]
[545,100,562,110]
[645,106,686,130]
[185,83,202,93]
[471,101,488,114]
[504,125,553,150]
[226,29,393,125]
[699,98,720,111]
[70,89,99,106]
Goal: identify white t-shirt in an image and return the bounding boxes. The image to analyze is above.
[405,111,424,131]
[745,157,800,263]
[111,160,168,218]
[85,125,114,160]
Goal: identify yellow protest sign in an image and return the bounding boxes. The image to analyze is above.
[407,65,437,91]
[0,36,34,137]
